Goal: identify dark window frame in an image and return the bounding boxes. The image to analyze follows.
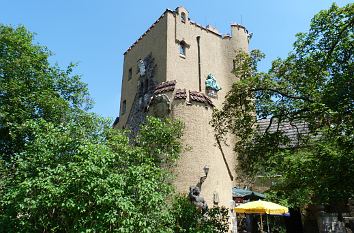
[128,67,132,80]
[122,100,127,115]
[181,12,186,23]
[179,42,186,57]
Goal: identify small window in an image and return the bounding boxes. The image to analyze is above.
[179,42,186,56]
[144,79,149,93]
[122,100,126,115]
[139,80,144,96]
[181,12,186,23]
[128,68,132,80]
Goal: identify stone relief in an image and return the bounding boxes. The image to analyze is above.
[137,59,146,77]
[126,53,157,132]
[137,54,157,98]
[147,94,171,118]
[126,55,218,132]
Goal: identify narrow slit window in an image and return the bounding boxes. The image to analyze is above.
[181,12,186,23]
[122,100,126,115]
[144,79,149,93]
[233,60,236,71]
[139,80,144,96]
[179,42,186,56]
[128,68,132,80]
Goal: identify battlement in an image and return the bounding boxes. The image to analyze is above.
[123,7,251,56]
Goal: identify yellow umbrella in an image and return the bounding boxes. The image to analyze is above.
[234,200,288,215]
[234,200,288,232]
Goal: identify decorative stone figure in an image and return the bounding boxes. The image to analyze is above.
[126,54,156,133]
[205,74,221,97]
[147,94,171,118]
[137,59,146,77]
[188,186,208,213]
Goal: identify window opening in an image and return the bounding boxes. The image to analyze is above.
[122,100,126,115]
[144,79,149,93]
[128,68,132,80]
[181,12,186,23]
[179,42,186,56]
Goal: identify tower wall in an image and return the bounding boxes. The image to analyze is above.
[116,7,251,207]
[230,24,249,52]
[172,101,237,206]
[166,8,226,106]
[164,8,250,206]
[117,13,169,128]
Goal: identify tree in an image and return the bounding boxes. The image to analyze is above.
[0,117,184,232]
[171,195,229,233]
[211,3,354,208]
[0,24,92,161]
[0,24,186,232]
[0,24,230,232]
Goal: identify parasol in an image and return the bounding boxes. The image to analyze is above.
[234,200,289,232]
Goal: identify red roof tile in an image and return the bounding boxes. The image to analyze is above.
[189,91,214,107]
[154,80,176,94]
[175,89,187,99]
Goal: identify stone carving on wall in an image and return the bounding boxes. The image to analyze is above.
[189,186,208,213]
[147,94,171,118]
[205,74,221,97]
[137,55,157,99]
[126,53,157,132]
[137,59,146,77]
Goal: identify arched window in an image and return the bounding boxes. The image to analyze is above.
[181,12,186,23]
[179,41,186,56]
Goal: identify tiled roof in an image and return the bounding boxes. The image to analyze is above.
[203,94,214,107]
[189,91,214,107]
[257,119,309,147]
[175,88,187,99]
[154,80,176,94]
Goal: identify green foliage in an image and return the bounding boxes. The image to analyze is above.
[135,116,184,166]
[0,24,191,232]
[0,23,231,233]
[0,24,92,161]
[171,195,229,233]
[0,117,184,232]
[212,3,354,207]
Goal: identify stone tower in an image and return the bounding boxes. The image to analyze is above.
[114,6,251,207]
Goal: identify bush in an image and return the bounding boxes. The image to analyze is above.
[171,195,229,233]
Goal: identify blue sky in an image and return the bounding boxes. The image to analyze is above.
[1,0,351,120]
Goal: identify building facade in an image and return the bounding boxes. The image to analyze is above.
[115,6,251,207]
